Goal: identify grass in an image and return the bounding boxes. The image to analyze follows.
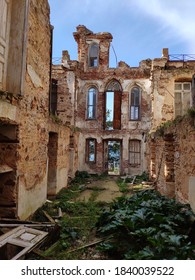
[30,173,109,259]
[29,172,152,259]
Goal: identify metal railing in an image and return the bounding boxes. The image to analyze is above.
[52,57,62,64]
[168,54,195,62]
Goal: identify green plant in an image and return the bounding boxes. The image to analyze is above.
[117,178,129,193]
[155,120,173,137]
[96,189,195,259]
[50,113,62,124]
[187,107,195,118]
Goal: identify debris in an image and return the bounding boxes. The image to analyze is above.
[42,210,55,224]
[67,238,107,254]
[0,226,48,260]
[131,175,136,184]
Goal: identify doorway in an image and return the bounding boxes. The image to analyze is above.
[47,132,58,197]
[104,140,121,175]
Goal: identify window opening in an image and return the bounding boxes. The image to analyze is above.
[130,87,140,120]
[87,87,97,119]
[105,80,122,130]
[86,139,96,163]
[50,79,58,115]
[47,132,58,198]
[89,44,99,67]
[174,82,191,117]
[105,92,114,129]
[129,140,141,166]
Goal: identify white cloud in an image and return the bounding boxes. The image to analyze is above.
[129,0,195,52]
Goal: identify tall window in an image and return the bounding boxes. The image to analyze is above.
[88,43,99,67]
[129,140,141,166]
[130,87,141,120]
[0,0,28,94]
[175,82,191,117]
[87,87,97,119]
[105,80,122,130]
[86,139,96,163]
[50,79,58,115]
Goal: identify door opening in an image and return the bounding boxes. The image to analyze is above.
[47,132,58,198]
[107,140,121,175]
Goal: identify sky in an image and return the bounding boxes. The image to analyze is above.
[48,0,195,67]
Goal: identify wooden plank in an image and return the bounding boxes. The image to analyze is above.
[42,210,55,224]
[0,223,54,228]
[0,225,48,260]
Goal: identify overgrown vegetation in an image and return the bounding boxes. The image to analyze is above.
[187,107,195,118]
[96,189,195,260]
[31,171,108,259]
[31,172,195,260]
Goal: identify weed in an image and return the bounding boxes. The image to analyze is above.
[187,107,195,118]
[96,189,195,260]
[117,178,129,193]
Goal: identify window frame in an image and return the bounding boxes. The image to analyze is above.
[88,43,99,68]
[86,87,97,120]
[104,80,122,130]
[174,81,191,117]
[86,138,97,163]
[129,86,141,121]
[129,139,141,166]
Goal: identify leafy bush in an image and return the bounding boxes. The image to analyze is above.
[96,189,195,259]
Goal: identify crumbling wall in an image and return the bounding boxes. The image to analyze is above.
[16,0,51,219]
[149,116,195,212]
[151,56,195,129]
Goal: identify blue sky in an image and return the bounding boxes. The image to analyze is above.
[48,0,195,67]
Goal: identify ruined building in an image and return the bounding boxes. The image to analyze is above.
[1,1,195,220]
[52,25,152,177]
[53,25,195,212]
[0,0,71,219]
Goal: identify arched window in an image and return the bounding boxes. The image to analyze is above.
[105,80,122,130]
[130,86,141,120]
[88,43,99,67]
[87,87,97,119]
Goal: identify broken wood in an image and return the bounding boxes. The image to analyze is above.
[130,175,136,184]
[0,226,48,260]
[67,238,107,254]
[0,223,54,228]
[42,210,56,223]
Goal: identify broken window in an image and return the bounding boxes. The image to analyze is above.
[129,140,141,166]
[50,79,58,115]
[86,138,96,163]
[88,43,99,67]
[130,86,140,120]
[87,87,97,119]
[0,226,47,260]
[105,80,122,130]
[175,82,191,117]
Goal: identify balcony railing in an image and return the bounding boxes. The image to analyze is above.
[168,54,195,62]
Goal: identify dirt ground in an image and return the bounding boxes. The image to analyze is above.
[76,176,122,203]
